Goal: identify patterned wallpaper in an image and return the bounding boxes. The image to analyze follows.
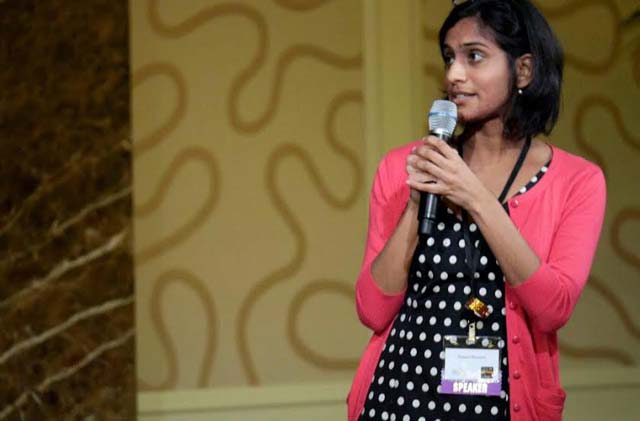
[131,0,366,388]
[133,0,639,391]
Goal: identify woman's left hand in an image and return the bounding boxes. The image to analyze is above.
[406,135,489,212]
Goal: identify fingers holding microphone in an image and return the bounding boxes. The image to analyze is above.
[409,134,488,213]
[406,136,452,201]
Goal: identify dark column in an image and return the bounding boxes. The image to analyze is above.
[0,0,135,418]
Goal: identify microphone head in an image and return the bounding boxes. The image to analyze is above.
[428,100,457,138]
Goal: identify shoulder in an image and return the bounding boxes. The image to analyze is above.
[371,140,421,202]
[550,145,604,180]
[548,144,606,197]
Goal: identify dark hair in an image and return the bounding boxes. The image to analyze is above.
[439,0,564,140]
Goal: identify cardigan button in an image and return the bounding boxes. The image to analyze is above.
[512,335,520,344]
[512,199,520,207]
[513,403,521,412]
[513,370,521,379]
[508,301,518,310]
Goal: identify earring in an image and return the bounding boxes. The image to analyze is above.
[517,88,523,95]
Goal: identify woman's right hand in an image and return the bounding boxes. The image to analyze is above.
[406,142,436,205]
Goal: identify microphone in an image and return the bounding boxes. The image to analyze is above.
[418,100,458,237]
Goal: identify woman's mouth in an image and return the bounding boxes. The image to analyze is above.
[450,93,475,105]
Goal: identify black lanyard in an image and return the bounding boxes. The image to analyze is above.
[457,137,531,303]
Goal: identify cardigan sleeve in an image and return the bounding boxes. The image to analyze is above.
[355,152,408,334]
[510,165,607,333]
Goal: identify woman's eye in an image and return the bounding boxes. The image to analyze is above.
[469,51,483,62]
[443,55,454,66]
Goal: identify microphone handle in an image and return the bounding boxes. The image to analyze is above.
[417,132,451,237]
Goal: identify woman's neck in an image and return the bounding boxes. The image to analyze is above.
[461,122,525,169]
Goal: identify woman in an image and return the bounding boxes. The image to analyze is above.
[347,1,606,420]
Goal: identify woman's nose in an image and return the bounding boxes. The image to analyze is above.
[446,60,466,84]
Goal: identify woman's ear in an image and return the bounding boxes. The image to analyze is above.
[515,53,534,89]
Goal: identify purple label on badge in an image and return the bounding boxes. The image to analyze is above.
[440,380,502,396]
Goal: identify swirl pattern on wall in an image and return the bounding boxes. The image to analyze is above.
[228,46,361,133]
[574,95,640,174]
[132,61,221,387]
[133,0,364,388]
[273,0,331,12]
[147,0,267,40]
[134,147,220,265]
[612,209,640,270]
[131,62,187,156]
[287,279,359,369]
[138,269,217,390]
[538,0,623,74]
[132,2,225,388]
[237,90,363,384]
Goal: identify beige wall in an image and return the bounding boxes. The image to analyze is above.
[132,0,640,418]
[131,0,368,390]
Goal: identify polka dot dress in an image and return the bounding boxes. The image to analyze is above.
[358,161,550,421]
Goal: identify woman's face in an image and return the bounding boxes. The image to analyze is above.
[442,17,513,125]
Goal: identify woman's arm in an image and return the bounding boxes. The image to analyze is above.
[370,199,419,294]
[355,147,419,333]
[508,167,606,332]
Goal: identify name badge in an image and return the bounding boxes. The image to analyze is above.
[440,335,502,396]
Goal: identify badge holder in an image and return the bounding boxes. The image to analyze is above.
[440,334,502,396]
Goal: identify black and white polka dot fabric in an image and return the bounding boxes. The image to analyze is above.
[358,162,550,421]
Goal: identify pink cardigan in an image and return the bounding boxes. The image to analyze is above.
[347,141,606,421]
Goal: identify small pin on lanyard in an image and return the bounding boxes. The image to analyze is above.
[467,321,477,345]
